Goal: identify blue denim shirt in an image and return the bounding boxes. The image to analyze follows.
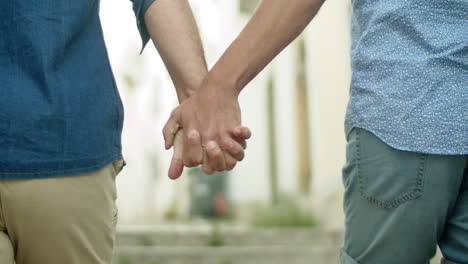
[346,0,468,155]
[0,0,154,178]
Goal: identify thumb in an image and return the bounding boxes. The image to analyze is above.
[163,109,181,149]
[168,130,184,180]
[231,126,252,140]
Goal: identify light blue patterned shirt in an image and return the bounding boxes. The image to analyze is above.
[346,0,468,155]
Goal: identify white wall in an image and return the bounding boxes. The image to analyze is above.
[306,0,352,228]
[99,0,352,227]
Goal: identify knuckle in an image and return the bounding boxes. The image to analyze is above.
[207,146,222,157]
[187,133,199,145]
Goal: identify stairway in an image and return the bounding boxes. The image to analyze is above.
[113,226,343,264]
[113,225,443,264]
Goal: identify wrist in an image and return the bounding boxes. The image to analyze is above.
[176,73,207,103]
[203,69,241,100]
[177,88,195,103]
[202,77,239,101]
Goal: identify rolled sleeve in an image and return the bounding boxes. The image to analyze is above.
[131,0,156,52]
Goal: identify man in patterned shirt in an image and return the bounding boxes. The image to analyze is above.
[164,0,468,263]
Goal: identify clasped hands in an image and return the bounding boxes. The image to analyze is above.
[163,79,251,179]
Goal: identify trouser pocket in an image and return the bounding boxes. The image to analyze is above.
[347,128,427,209]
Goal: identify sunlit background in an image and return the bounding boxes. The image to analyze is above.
[98,0,439,263]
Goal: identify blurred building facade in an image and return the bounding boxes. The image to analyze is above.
[100,0,352,229]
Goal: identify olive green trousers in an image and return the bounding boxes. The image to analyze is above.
[341,128,467,264]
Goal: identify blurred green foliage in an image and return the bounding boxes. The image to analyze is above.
[138,234,154,246]
[208,223,225,247]
[250,194,318,228]
[117,255,133,264]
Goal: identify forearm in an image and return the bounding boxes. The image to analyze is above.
[206,0,325,96]
[144,0,207,102]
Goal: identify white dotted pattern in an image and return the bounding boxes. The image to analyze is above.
[346,0,468,155]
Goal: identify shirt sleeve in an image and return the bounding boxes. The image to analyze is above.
[131,0,156,52]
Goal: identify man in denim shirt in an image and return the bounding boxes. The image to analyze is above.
[0,0,249,263]
[163,0,467,263]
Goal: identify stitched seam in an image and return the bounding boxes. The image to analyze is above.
[0,153,121,176]
[0,187,12,239]
[0,189,5,230]
[357,129,426,209]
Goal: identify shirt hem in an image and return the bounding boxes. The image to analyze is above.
[345,123,468,156]
[0,153,124,179]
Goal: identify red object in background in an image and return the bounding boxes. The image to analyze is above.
[214,192,228,217]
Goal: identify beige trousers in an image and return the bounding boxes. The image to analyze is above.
[0,160,123,264]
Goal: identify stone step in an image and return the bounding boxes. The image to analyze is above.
[113,245,340,264]
[114,246,443,264]
[116,226,343,247]
[114,226,442,264]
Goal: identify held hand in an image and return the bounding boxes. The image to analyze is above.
[168,129,184,180]
[167,127,251,180]
[163,80,250,176]
[200,125,251,175]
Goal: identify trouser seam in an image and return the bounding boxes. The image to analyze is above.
[0,185,5,230]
